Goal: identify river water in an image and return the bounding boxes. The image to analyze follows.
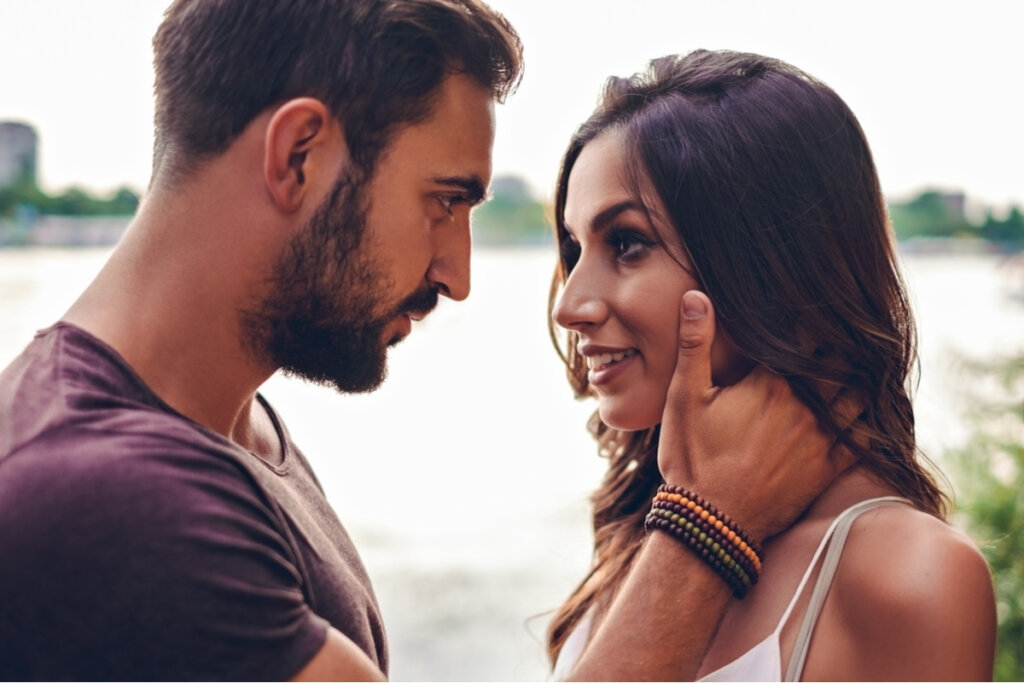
[1,243,1022,680]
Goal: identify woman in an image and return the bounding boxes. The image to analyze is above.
[547,50,995,681]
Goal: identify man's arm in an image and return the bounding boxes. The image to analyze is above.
[568,291,852,680]
[291,628,386,682]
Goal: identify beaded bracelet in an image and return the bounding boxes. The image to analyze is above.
[649,486,762,590]
[652,484,763,580]
[646,509,752,597]
[658,484,763,558]
[650,500,759,580]
[653,490,763,572]
[644,484,763,598]
[646,506,757,598]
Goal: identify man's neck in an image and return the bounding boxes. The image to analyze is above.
[61,182,279,444]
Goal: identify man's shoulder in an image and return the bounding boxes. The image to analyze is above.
[0,405,326,681]
[1,323,169,454]
[0,418,263,539]
[1,370,245,484]
[0,324,264,539]
[1,322,245,466]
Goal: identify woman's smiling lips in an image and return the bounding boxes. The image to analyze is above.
[578,343,639,386]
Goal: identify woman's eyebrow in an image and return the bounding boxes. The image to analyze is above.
[564,200,645,236]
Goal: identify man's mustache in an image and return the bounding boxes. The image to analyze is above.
[396,285,440,319]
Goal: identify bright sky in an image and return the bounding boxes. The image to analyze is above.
[1,0,1021,212]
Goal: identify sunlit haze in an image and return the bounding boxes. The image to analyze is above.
[1,0,1021,213]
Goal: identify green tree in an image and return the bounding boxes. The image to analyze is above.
[0,180,139,219]
[889,190,971,240]
[472,175,551,246]
[107,186,140,215]
[50,187,100,215]
[980,207,1024,246]
[948,354,1024,681]
[0,178,46,219]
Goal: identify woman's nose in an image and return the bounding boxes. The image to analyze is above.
[552,261,609,331]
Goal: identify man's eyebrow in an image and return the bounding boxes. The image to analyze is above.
[432,176,489,205]
[564,200,644,236]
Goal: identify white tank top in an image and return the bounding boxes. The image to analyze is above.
[552,496,910,681]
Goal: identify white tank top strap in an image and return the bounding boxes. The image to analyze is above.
[781,495,911,681]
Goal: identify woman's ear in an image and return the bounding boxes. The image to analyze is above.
[263,98,346,212]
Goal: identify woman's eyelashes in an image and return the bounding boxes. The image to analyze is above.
[561,236,582,271]
[605,227,653,262]
[561,226,654,273]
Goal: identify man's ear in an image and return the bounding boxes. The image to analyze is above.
[264,98,345,212]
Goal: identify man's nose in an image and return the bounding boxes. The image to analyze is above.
[426,212,471,301]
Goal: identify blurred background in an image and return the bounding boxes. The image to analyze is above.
[2,1,1022,679]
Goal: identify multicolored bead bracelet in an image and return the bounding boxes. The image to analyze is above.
[644,483,763,598]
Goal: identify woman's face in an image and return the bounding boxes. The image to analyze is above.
[553,130,745,431]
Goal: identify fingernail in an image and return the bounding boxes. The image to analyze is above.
[683,292,707,319]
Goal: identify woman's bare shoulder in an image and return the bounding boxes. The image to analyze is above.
[827,503,996,680]
[840,504,990,602]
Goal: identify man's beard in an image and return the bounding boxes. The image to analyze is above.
[242,175,439,393]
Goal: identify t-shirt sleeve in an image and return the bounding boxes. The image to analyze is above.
[0,435,328,681]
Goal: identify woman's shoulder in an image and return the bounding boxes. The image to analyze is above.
[839,502,990,604]
[822,500,995,679]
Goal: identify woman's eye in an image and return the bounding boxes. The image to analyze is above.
[607,228,651,261]
[560,237,581,272]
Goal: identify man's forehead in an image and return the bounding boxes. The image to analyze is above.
[379,77,495,184]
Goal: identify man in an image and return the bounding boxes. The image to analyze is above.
[0,0,846,679]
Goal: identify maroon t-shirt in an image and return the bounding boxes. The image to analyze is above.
[0,324,388,680]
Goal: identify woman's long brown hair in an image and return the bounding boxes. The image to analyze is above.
[545,50,948,666]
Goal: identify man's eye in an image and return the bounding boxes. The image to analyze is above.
[436,195,466,216]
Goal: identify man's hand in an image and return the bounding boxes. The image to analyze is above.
[657,290,854,541]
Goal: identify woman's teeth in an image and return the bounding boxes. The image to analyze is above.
[586,349,636,371]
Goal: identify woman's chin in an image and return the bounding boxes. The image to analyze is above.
[597,401,661,432]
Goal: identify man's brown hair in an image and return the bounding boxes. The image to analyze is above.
[152,0,522,185]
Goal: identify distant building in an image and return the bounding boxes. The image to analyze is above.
[490,174,534,201]
[939,191,966,222]
[0,121,38,188]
